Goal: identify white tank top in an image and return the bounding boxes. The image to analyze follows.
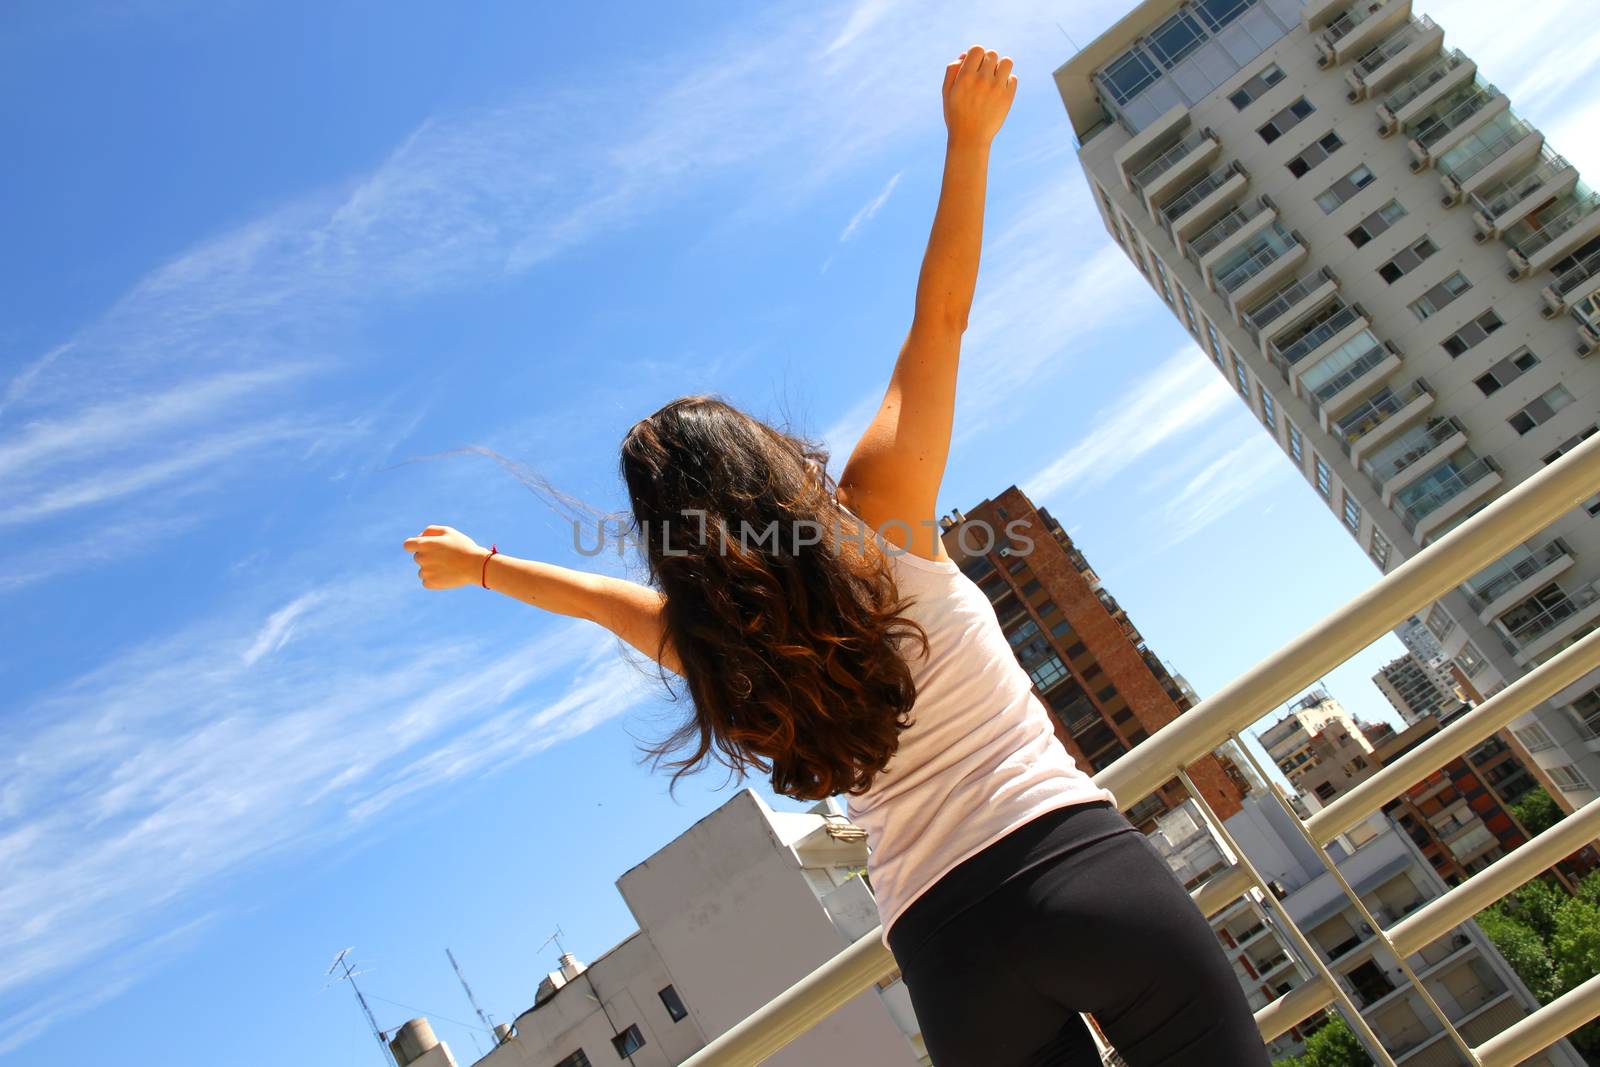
[841,511,1118,944]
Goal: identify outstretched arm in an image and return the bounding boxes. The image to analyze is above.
[838,45,1015,562]
[403,524,682,675]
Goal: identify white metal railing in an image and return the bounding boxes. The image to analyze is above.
[1355,16,1432,75]
[1465,538,1570,610]
[1189,201,1265,261]
[1506,579,1600,647]
[1244,268,1334,341]
[1274,302,1361,367]
[1411,85,1496,148]
[1336,378,1431,454]
[1132,128,1212,189]
[1440,120,1533,184]
[1400,457,1498,531]
[1382,48,1463,112]
[1471,150,1569,219]
[1509,191,1600,258]
[1553,247,1600,296]
[681,432,1600,1067]
[1311,342,1390,406]
[1323,2,1376,44]
[1362,416,1464,485]
[1218,231,1299,294]
[1162,164,1240,224]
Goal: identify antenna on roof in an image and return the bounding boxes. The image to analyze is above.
[1055,21,1081,52]
[447,947,497,1052]
[326,947,395,1066]
[538,926,569,959]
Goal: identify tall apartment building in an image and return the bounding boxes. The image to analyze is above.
[938,485,1251,824]
[1376,651,1463,723]
[1055,0,1600,813]
[1259,689,1383,803]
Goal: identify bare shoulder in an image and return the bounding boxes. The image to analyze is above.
[835,485,952,565]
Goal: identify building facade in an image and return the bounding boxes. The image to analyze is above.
[1375,652,1463,723]
[1259,689,1382,804]
[938,485,1252,824]
[1055,0,1600,812]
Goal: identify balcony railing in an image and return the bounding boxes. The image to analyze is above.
[1439,119,1533,184]
[1382,48,1464,113]
[1465,539,1570,610]
[1218,232,1299,294]
[1354,16,1432,75]
[1162,164,1239,226]
[1274,303,1361,368]
[1410,84,1496,148]
[682,433,1600,1067]
[1507,191,1600,258]
[1311,343,1390,405]
[1552,246,1600,296]
[1188,202,1264,262]
[1507,579,1600,647]
[1244,268,1334,342]
[1400,457,1498,532]
[1471,150,1570,219]
[1362,417,1464,484]
[1335,378,1430,454]
[1132,128,1212,190]
[1323,2,1377,44]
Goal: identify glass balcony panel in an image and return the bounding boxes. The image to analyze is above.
[1507,580,1600,645]
[1132,128,1211,189]
[1361,417,1462,482]
[1470,150,1569,219]
[1399,456,1495,530]
[1300,330,1380,392]
[1216,225,1297,293]
[1382,49,1463,112]
[1505,187,1600,258]
[1161,165,1237,224]
[1552,246,1600,297]
[1274,303,1361,367]
[1437,115,1531,183]
[1465,539,1568,607]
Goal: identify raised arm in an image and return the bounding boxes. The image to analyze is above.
[403,524,682,675]
[837,46,1015,561]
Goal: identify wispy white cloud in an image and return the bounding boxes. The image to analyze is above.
[1024,347,1233,500]
[1157,431,1293,549]
[839,170,904,243]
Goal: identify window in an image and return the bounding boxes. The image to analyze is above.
[1342,491,1362,531]
[1050,619,1073,638]
[1509,385,1575,435]
[1514,723,1557,753]
[1179,287,1200,334]
[1546,763,1593,792]
[1028,654,1070,691]
[1259,384,1277,430]
[1258,97,1314,144]
[1314,782,1338,801]
[1289,422,1304,463]
[1096,684,1119,703]
[1204,318,1223,363]
[1152,255,1174,304]
[1021,578,1043,597]
[1232,350,1250,394]
[1100,48,1162,104]
[1346,199,1406,245]
[1006,556,1029,574]
[959,555,995,581]
[1287,131,1342,178]
[555,1052,593,1067]
[657,985,688,1022]
[1314,455,1332,499]
[1379,237,1437,283]
[1065,640,1088,658]
[1229,62,1285,109]
[1475,349,1539,396]
[1316,165,1376,213]
[1442,310,1503,357]
[1370,528,1391,569]
[611,1024,646,1058]
[1409,273,1472,320]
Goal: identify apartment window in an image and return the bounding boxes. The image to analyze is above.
[1229,62,1285,109]
[1508,385,1574,435]
[1546,763,1593,792]
[1096,684,1119,703]
[1050,619,1073,638]
[1204,318,1223,364]
[1379,237,1437,283]
[1408,273,1472,320]
[1289,422,1305,463]
[1179,287,1200,334]
[1029,655,1070,691]
[1287,131,1342,178]
[1370,528,1392,569]
[1346,199,1406,245]
[1514,723,1558,754]
[1258,96,1314,144]
[555,1052,593,1067]
[1475,349,1539,396]
[1342,491,1362,531]
[1006,556,1029,574]
[657,985,688,1022]
[1232,350,1250,395]
[1152,255,1174,304]
[1314,455,1332,499]
[1259,384,1277,430]
[1065,640,1088,658]
[1316,165,1376,214]
[1100,49,1162,105]
[1425,604,1456,641]
[1147,9,1207,66]
[1442,310,1503,357]
[611,1025,646,1058]
[1021,578,1043,596]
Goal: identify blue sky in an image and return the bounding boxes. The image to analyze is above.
[4,1,1599,1064]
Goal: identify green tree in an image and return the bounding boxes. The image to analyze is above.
[1550,887,1600,1056]
[1497,875,1566,941]
[1474,904,1558,1002]
[1510,787,1563,836]
[1273,1012,1374,1067]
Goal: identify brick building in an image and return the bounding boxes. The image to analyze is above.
[938,485,1249,824]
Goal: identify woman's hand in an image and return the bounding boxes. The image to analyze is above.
[942,46,1016,149]
[403,524,491,590]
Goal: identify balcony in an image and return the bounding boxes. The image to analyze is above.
[1506,579,1600,666]
[1186,199,1273,268]
[1575,294,1600,357]
[1305,337,1400,419]
[1216,227,1306,309]
[1464,538,1575,622]
[1243,268,1339,346]
[1316,0,1414,69]
[1438,117,1541,206]
[1403,81,1506,172]
[1505,189,1600,276]
[1470,149,1578,237]
[1375,48,1468,125]
[1542,244,1600,316]
[1273,302,1367,379]
[1347,15,1443,100]
[1133,127,1222,209]
[1160,162,1250,242]
[1337,378,1433,465]
[1362,417,1468,506]
[1398,456,1502,543]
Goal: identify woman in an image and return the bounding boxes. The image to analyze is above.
[404,46,1269,1067]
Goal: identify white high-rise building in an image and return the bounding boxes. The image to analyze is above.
[1056,0,1600,811]
[1375,651,1463,723]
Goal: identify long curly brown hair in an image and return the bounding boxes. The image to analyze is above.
[621,395,929,801]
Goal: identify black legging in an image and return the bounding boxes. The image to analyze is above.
[887,802,1272,1066]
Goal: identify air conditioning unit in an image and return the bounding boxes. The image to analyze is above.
[1471,211,1497,242]
[1506,249,1532,280]
[1376,105,1398,137]
[1540,286,1564,318]
[1439,176,1464,207]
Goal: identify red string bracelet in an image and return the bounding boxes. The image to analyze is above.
[481,544,498,589]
